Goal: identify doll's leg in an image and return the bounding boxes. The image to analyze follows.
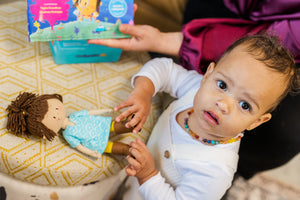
[104,141,130,155]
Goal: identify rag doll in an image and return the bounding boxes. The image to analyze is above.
[6,92,133,158]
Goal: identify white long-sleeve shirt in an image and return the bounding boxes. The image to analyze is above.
[129,58,241,200]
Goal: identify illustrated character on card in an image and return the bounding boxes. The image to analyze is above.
[6,92,133,158]
[73,0,102,21]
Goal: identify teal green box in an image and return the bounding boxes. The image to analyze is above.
[49,40,122,64]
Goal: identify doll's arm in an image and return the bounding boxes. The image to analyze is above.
[76,144,101,158]
[88,109,114,116]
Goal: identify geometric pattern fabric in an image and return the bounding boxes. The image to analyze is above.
[0,1,162,186]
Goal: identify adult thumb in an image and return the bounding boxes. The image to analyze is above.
[118,24,142,36]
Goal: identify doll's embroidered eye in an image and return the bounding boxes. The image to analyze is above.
[217,80,227,91]
[53,116,56,119]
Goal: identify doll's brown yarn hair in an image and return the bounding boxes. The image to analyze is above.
[6,92,63,141]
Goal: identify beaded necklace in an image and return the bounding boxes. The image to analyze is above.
[184,109,243,145]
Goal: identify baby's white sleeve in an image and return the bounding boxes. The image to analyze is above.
[139,172,176,200]
[131,58,202,98]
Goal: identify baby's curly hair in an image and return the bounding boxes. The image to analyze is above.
[6,92,63,141]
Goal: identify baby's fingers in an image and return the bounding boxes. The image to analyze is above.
[127,155,140,168]
[125,165,136,176]
[126,112,146,132]
[114,100,132,112]
[129,139,149,161]
[115,108,136,124]
[125,155,140,176]
[131,138,148,153]
[131,118,146,134]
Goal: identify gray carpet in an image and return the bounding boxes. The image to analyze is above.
[227,174,300,200]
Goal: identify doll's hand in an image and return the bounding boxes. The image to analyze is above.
[92,151,101,158]
[76,144,102,159]
[125,138,158,185]
[96,152,102,159]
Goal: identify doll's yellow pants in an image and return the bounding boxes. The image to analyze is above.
[104,121,115,153]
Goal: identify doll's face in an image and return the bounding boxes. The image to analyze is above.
[42,98,67,134]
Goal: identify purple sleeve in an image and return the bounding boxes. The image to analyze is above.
[179,18,268,74]
[179,0,300,74]
[224,0,300,63]
[223,0,300,21]
[267,20,300,63]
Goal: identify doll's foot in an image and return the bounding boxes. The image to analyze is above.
[111,142,130,155]
[114,114,135,134]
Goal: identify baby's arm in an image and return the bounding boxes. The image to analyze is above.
[114,76,154,134]
[125,138,158,185]
[76,144,101,158]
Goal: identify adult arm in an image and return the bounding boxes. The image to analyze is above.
[88,24,183,56]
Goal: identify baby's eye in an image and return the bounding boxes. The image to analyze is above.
[239,101,251,111]
[53,116,56,119]
[217,80,227,91]
[56,108,58,110]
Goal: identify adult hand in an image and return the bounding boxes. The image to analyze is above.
[88,24,163,53]
[126,138,158,185]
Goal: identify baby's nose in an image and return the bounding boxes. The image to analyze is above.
[216,98,232,114]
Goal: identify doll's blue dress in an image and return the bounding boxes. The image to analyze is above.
[63,110,112,154]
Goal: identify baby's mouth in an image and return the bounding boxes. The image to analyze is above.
[204,111,219,125]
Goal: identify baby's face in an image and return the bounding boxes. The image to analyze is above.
[193,45,287,140]
[42,98,67,134]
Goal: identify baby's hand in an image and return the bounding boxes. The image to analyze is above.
[114,91,151,134]
[125,138,158,185]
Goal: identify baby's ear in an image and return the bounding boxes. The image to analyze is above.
[247,113,272,131]
[202,62,215,83]
[206,62,215,74]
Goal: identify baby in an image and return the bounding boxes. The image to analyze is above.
[114,34,299,199]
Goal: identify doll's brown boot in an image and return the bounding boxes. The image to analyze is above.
[113,114,135,134]
[111,142,130,155]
